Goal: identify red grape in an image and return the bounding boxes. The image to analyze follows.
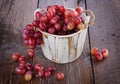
[63,24,68,32]
[34,64,44,71]
[58,31,65,35]
[19,61,25,67]
[91,47,99,55]
[48,66,55,73]
[65,18,70,23]
[28,37,35,46]
[80,17,84,23]
[36,38,43,45]
[75,6,83,16]
[27,49,35,57]
[29,45,36,49]
[22,28,29,34]
[34,31,42,38]
[19,56,25,62]
[32,20,40,27]
[47,11,54,20]
[56,72,64,80]
[75,17,81,25]
[39,23,46,31]
[22,33,29,40]
[48,27,56,34]
[67,22,75,30]
[55,15,60,20]
[26,24,34,30]
[54,23,61,31]
[40,15,48,23]
[24,40,29,46]
[95,52,103,61]
[28,30,34,37]
[66,30,73,35]
[77,23,85,30]
[38,70,44,78]
[59,6,65,14]
[70,10,78,17]
[101,49,109,58]
[15,66,26,75]
[25,63,34,71]
[47,6,56,15]
[44,70,51,78]
[53,4,59,10]
[56,11,62,17]
[47,6,52,11]
[35,11,42,21]
[74,27,79,32]
[65,10,70,18]
[50,17,57,24]
[12,53,21,61]
[24,71,32,81]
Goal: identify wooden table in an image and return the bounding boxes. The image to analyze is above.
[0,0,120,84]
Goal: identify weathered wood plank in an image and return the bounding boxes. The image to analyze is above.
[39,0,77,9]
[87,0,120,84]
[31,0,93,84]
[0,0,38,83]
[0,62,12,84]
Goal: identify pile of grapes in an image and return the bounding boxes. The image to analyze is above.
[13,49,64,81]
[22,5,85,49]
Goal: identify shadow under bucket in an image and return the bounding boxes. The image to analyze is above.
[35,9,95,63]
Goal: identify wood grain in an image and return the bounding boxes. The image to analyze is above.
[87,0,120,84]
[0,0,38,83]
[31,0,94,84]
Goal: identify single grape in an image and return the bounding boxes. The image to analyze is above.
[48,27,56,34]
[35,11,42,21]
[39,23,46,31]
[54,23,61,31]
[32,20,40,27]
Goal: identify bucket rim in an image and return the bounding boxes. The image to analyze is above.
[38,25,88,38]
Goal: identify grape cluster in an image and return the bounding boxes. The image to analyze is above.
[12,50,64,81]
[35,5,85,34]
[22,5,85,49]
[22,24,43,49]
[91,48,109,61]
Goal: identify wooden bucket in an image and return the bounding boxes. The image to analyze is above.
[34,9,95,63]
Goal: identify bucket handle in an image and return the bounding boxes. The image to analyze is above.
[83,10,95,26]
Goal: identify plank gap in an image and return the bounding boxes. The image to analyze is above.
[84,0,95,84]
[37,0,39,8]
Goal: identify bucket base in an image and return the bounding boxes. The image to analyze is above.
[43,53,82,64]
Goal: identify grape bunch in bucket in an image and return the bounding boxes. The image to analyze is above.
[22,5,94,49]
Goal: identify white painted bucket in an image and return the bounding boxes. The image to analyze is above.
[34,9,95,63]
